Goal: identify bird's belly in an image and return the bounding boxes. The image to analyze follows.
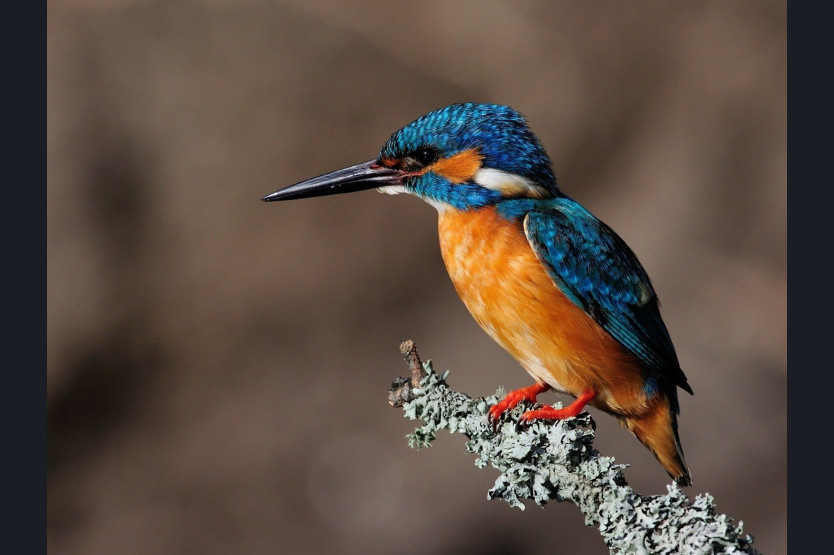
[438,206,646,412]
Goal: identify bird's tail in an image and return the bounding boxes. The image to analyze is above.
[621,395,692,487]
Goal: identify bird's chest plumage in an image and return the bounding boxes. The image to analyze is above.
[437,206,642,405]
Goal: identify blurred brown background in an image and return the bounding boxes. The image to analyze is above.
[48,1,786,553]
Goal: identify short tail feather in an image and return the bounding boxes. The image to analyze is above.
[622,396,691,486]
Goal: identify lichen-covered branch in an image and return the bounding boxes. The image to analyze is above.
[388,341,758,555]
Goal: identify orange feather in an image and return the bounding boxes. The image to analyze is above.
[430,149,484,184]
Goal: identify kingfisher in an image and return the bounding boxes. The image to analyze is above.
[263,103,693,486]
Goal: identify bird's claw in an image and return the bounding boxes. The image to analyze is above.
[488,382,551,428]
[487,394,521,423]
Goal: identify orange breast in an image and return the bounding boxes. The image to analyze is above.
[437,206,649,415]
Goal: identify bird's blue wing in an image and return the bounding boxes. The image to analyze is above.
[523,199,692,394]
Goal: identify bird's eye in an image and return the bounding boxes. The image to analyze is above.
[415,147,438,167]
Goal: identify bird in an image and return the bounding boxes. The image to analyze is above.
[263,102,693,486]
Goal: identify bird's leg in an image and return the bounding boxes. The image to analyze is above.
[520,389,596,422]
[488,382,551,421]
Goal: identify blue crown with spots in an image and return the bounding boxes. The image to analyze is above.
[380,103,558,194]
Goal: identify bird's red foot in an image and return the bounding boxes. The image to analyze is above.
[488,382,551,422]
[520,389,596,422]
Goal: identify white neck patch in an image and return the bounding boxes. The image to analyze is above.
[474,168,550,198]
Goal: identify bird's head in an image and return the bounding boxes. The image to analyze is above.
[263,103,558,211]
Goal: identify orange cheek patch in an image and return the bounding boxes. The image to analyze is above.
[431,149,483,183]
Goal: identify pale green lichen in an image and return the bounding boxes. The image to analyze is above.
[399,361,758,554]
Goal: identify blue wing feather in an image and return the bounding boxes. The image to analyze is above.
[522,197,692,395]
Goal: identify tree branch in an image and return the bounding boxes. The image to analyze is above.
[388,341,759,554]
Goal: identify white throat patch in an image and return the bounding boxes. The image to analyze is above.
[377,185,448,212]
[376,185,408,196]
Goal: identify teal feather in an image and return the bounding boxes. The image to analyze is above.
[518,197,693,399]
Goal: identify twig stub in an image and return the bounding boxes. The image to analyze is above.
[388,340,428,407]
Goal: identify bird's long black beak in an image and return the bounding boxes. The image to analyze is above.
[262,159,402,202]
